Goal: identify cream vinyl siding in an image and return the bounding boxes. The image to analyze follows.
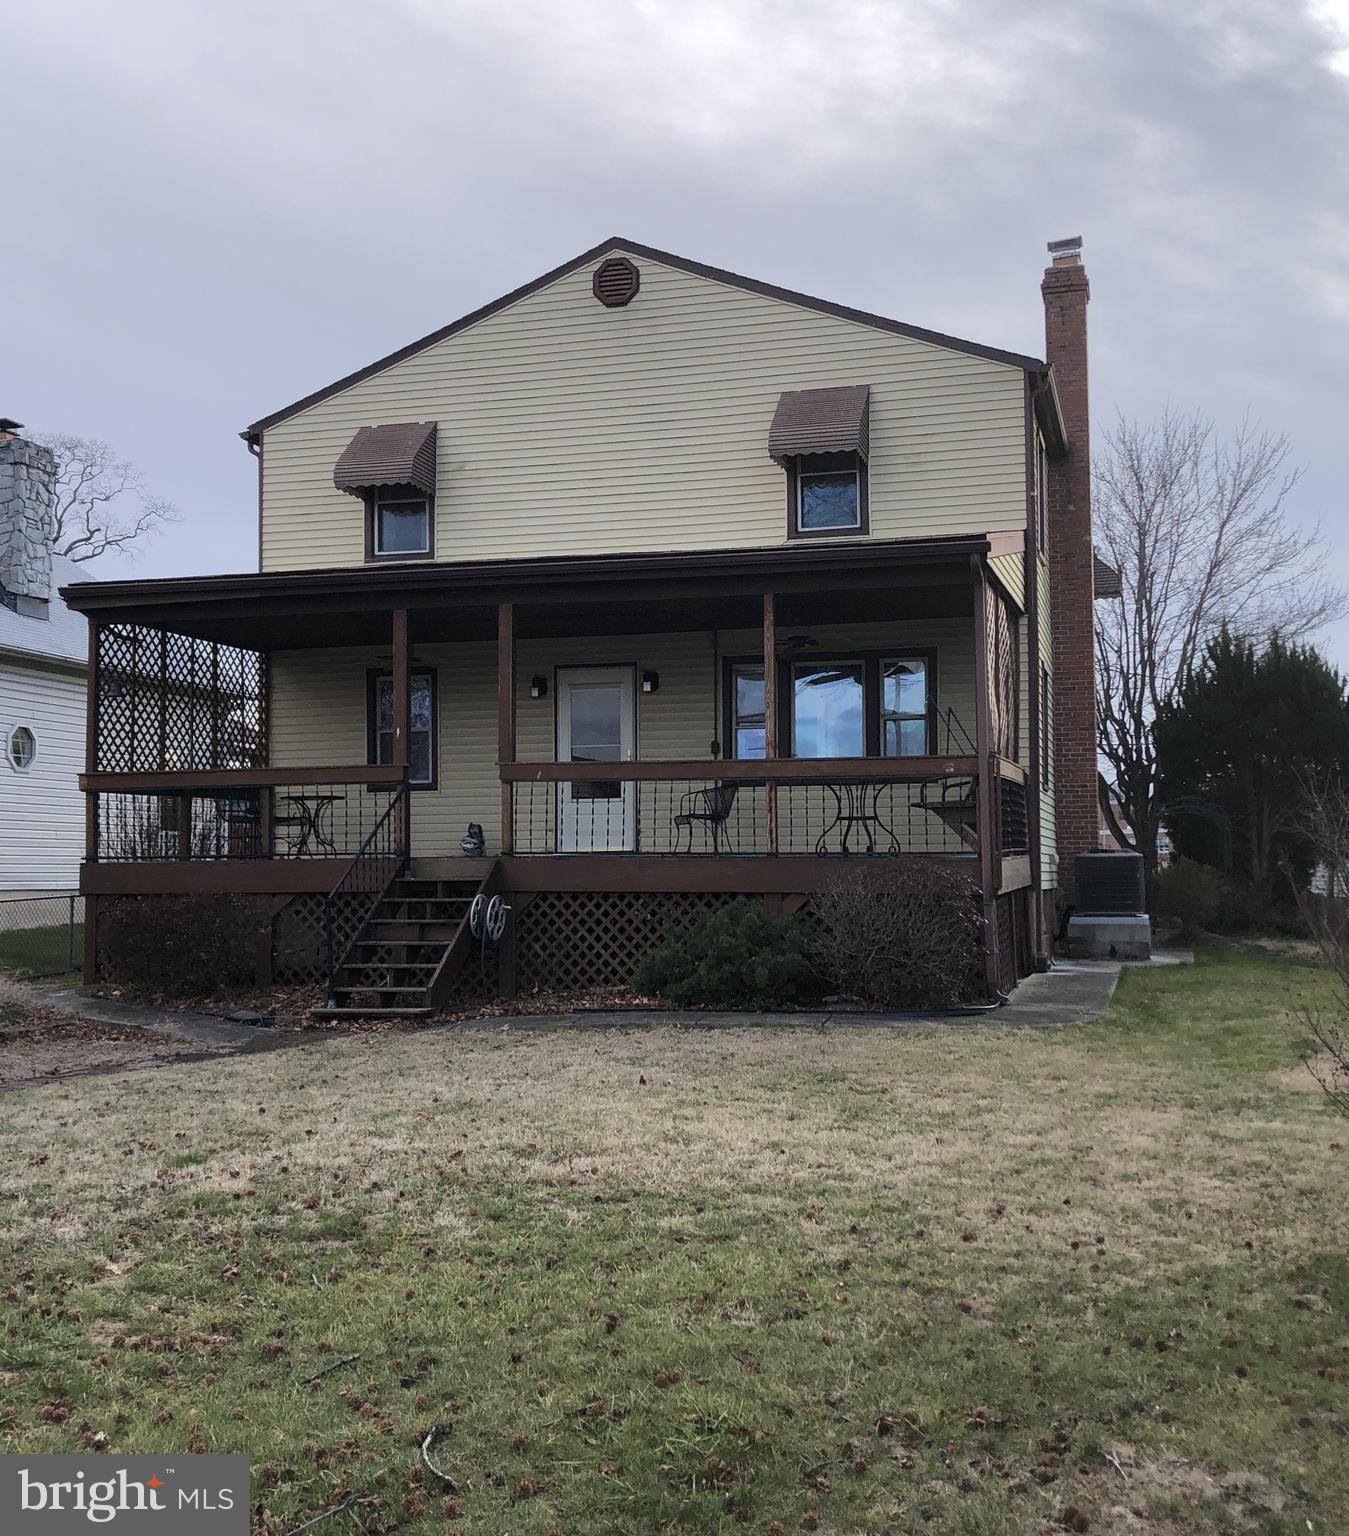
[269,619,979,858]
[0,660,86,891]
[260,251,1028,571]
[988,549,1025,609]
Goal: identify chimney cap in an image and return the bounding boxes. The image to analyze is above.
[0,418,23,436]
[1047,235,1084,265]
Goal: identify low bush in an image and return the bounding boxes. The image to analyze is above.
[98,894,268,995]
[633,898,821,1009]
[811,859,984,1009]
[1153,856,1220,939]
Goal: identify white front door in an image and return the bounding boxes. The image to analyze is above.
[556,667,636,852]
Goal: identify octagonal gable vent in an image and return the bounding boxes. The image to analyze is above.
[593,256,640,308]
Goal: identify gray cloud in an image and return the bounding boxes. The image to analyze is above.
[6,0,1347,655]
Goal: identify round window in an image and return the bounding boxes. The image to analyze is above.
[8,726,36,770]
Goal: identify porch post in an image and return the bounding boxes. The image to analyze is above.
[83,619,100,987]
[972,560,1000,997]
[498,601,515,855]
[392,607,412,862]
[84,618,100,865]
[762,592,778,855]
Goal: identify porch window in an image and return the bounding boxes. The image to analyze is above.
[881,658,929,756]
[731,664,766,759]
[367,669,437,787]
[371,487,432,558]
[792,663,864,758]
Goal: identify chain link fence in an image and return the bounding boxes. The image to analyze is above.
[0,894,84,976]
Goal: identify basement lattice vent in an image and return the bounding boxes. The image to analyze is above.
[592,256,640,308]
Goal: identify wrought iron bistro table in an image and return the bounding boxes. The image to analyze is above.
[273,792,345,856]
[814,780,900,855]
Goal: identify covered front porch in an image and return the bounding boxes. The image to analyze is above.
[66,536,1041,1001]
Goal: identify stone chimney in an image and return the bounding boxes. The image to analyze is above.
[1040,238,1098,898]
[0,418,56,608]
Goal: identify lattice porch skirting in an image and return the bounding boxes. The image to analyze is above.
[515,891,741,994]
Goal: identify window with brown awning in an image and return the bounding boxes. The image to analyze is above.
[333,421,438,497]
[767,385,870,464]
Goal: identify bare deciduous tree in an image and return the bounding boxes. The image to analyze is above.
[32,433,178,562]
[1094,407,1345,872]
[1292,773,1349,1120]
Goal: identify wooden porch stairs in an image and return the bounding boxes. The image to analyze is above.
[311,862,503,1020]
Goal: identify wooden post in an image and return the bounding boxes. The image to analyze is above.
[762,592,778,855]
[972,561,1000,998]
[392,608,412,863]
[84,619,100,866]
[498,602,516,855]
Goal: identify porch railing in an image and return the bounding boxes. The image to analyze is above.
[501,757,1027,858]
[324,782,408,1004]
[80,767,404,862]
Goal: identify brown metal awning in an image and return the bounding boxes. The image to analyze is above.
[333,421,437,497]
[768,384,870,463]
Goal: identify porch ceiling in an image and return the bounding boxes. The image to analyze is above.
[60,536,984,650]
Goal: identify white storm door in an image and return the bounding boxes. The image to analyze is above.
[556,667,636,852]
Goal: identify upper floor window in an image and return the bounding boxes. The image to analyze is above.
[789,453,869,538]
[370,487,433,560]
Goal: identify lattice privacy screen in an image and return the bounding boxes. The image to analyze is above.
[95,623,269,773]
[986,591,1019,762]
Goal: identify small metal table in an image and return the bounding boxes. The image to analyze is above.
[815,781,900,856]
[273,792,345,856]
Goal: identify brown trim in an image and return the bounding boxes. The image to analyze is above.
[80,860,352,896]
[784,454,870,541]
[82,765,400,792]
[498,602,515,854]
[762,594,778,854]
[499,852,977,895]
[1023,378,1047,965]
[364,662,438,791]
[61,533,991,619]
[501,755,975,783]
[241,237,1050,442]
[972,560,999,996]
[84,619,100,859]
[363,487,436,564]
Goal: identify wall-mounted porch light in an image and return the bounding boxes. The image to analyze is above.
[529,675,548,699]
[641,670,660,694]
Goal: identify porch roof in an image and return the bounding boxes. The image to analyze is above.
[61,535,987,650]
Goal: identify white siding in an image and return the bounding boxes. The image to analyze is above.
[260,250,1029,571]
[0,660,86,891]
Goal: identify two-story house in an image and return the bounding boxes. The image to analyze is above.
[64,236,1104,1015]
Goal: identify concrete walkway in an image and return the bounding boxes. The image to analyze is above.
[40,987,300,1051]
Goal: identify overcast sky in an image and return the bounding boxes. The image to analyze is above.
[6,0,1348,658]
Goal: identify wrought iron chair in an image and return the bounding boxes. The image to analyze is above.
[674,782,740,854]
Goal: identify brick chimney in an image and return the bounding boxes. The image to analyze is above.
[1041,238,1098,899]
[0,418,56,608]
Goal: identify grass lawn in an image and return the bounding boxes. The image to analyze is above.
[0,920,83,976]
[1,949,1346,1535]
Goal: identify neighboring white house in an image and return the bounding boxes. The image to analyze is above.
[0,420,88,895]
